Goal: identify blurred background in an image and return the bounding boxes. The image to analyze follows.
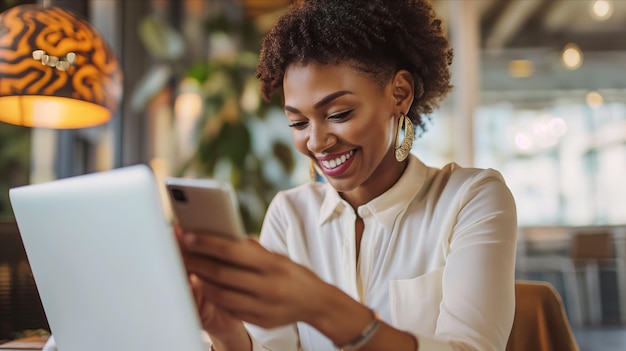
[0,0,624,349]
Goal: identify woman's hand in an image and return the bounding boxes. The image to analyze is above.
[176,227,417,351]
[180,231,331,330]
[174,225,249,349]
[188,273,244,337]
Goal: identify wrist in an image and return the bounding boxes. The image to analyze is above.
[334,309,381,351]
[308,284,375,347]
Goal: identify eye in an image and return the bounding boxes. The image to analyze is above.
[288,121,308,130]
[328,109,353,121]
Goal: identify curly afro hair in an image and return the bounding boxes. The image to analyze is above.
[256,0,453,134]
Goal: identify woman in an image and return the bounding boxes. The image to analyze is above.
[183,0,517,350]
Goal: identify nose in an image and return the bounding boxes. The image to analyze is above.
[306,123,334,154]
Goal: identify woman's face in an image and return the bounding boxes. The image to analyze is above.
[283,61,410,205]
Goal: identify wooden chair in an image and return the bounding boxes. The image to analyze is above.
[506,281,579,351]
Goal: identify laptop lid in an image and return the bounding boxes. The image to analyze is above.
[9,165,205,351]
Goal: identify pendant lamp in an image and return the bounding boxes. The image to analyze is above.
[0,4,122,129]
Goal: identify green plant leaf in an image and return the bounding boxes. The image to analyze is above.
[217,122,251,170]
[187,63,213,83]
[138,14,185,60]
[272,141,295,173]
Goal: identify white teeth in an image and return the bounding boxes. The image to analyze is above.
[321,150,353,170]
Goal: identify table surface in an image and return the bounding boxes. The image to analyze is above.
[0,335,48,351]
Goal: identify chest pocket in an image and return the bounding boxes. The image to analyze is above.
[389,267,444,336]
[297,321,334,351]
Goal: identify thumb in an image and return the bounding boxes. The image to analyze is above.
[190,274,217,328]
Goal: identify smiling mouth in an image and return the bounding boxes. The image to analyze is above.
[320,150,354,170]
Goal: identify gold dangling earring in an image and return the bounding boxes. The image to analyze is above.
[309,159,317,181]
[309,159,324,181]
[394,113,414,162]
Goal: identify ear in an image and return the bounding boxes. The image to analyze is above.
[391,70,415,115]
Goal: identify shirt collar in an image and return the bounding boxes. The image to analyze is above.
[318,154,428,229]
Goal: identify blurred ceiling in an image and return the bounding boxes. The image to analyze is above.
[433,0,626,104]
[239,0,626,104]
[239,0,626,50]
[434,0,626,52]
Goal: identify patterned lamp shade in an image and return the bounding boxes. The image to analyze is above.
[0,5,122,129]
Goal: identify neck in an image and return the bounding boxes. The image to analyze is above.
[341,153,409,210]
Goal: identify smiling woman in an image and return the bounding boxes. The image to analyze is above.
[282,62,412,204]
[178,1,518,351]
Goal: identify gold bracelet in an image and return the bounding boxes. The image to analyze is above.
[335,309,381,351]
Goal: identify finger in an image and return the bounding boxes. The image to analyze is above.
[189,273,207,307]
[172,224,185,249]
[197,274,283,326]
[190,274,227,330]
[185,254,266,295]
[183,234,270,270]
[173,223,183,237]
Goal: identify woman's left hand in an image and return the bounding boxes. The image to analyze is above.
[182,233,328,329]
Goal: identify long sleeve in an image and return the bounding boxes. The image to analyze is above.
[406,168,518,350]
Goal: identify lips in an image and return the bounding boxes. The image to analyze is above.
[320,150,353,169]
[316,150,355,177]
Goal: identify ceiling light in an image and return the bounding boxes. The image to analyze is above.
[590,0,613,21]
[508,60,534,78]
[586,91,604,109]
[561,43,583,70]
[0,5,122,129]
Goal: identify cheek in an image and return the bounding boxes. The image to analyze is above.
[354,112,395,143]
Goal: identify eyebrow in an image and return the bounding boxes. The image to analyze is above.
[284,90,353,114]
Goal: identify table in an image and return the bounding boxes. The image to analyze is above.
[0,335,48,351]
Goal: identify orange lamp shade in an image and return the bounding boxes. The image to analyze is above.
[0,5,122,129]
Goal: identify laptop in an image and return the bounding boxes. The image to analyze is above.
[9,165,206,351]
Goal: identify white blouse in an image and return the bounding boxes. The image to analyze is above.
[246,155,518,351]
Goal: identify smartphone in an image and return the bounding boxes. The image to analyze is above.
[165,177,246,240]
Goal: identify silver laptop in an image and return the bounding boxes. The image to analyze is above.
[9,165,206,351]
